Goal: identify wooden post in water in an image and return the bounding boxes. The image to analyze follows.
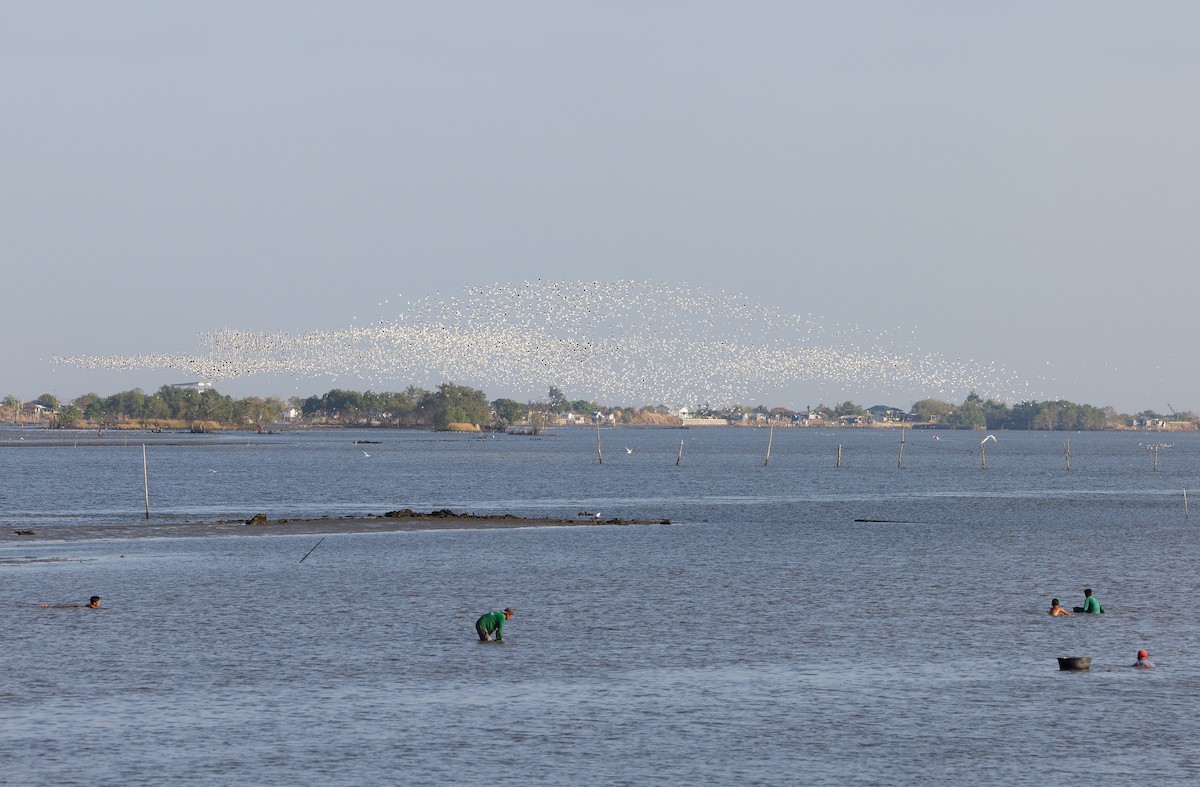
[836,444,842,467]
[1064,438,1071,471]
[980,434,996,469]
[142,444,150,520]
[676,439,684,466]
[1185,489,1189,520]
[1154,444,1160,471]
[764,424,774,466]
[596,419,603,465]
[897,426,905,469]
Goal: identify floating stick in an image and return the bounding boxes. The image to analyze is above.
[299,537,325,563]
[142,444,150,520]
[764,424,774,466]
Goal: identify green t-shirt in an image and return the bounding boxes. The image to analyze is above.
[1082,596,1103,614]
[476,611,506,638]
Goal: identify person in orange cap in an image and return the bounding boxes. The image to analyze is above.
[1133,649,1155,669]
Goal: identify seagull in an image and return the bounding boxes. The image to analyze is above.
[980,435,996,445]
[362,450,371,458]
[594,512,602,519]
[625,447,633,454]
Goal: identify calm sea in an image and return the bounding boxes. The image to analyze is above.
[2,426,1198,785]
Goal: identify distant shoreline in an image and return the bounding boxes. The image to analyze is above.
[0,511,675,545]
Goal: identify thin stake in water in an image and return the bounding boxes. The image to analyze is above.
[299,537,325,563]
[143,444,150,520]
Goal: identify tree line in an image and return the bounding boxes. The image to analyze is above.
[2,385,1194,432]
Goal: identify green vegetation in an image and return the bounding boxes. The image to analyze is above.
[0,384,1195,432]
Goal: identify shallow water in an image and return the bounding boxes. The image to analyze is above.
[2,427,1198,784]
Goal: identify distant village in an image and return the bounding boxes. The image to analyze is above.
[2,383,1195,433]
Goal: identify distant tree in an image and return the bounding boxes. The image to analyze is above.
[910,398,953,422]
[942,400,985,429]
[73,392,101,412]
[57,404,82,429]
[2,394,20,423]
[548,387,569,413]
[982,399,1012,430]
[420,382,490,429]
[37,393,59,411]
[240,396,284,433]
[833,401,865,417]
[301,395,324,420]
[377,389,418,426]
[569,399,600,416]
[526,401,556,435]
[491,398,525,427]
[323,389,364,423]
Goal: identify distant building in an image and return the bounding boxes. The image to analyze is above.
[867,405,905,423]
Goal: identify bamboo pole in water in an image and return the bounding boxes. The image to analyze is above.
[1185,489,1189,520]
[142,444,150,520]
[980,434,996,470]
[897,426,905,469]
[677,439,684,466]
[1064,438,1071,471]
[764,424,774,466]
[836,444,842,467]
[596,419,602,465]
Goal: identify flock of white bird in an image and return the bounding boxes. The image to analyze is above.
[54,280,1034,406]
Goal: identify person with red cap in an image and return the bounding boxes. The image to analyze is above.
[1133,649,1155,669]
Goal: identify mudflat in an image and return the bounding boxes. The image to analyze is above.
[1,510,674,543]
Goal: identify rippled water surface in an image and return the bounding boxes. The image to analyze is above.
[2,427,1199,785]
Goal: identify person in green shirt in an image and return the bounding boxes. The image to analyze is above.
[475,607,515,642]
[1077,588,1103,614]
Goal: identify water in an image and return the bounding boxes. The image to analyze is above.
[2,427,1199,784]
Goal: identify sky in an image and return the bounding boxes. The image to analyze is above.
[3,3,1198,414]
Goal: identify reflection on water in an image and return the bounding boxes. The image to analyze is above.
[2,429,1200,784]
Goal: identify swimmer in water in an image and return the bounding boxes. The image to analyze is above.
[1133,649,1155,669]
[1049,598,1072,616]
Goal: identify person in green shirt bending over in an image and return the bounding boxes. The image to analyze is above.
[1075,588,1104,614]
[475,607,515,642]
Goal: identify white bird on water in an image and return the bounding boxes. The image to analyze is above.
[362,450,371,458]
[625,447,633,454]
[980,435,996,445]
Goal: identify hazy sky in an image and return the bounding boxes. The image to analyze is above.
[3,3,1197,413]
